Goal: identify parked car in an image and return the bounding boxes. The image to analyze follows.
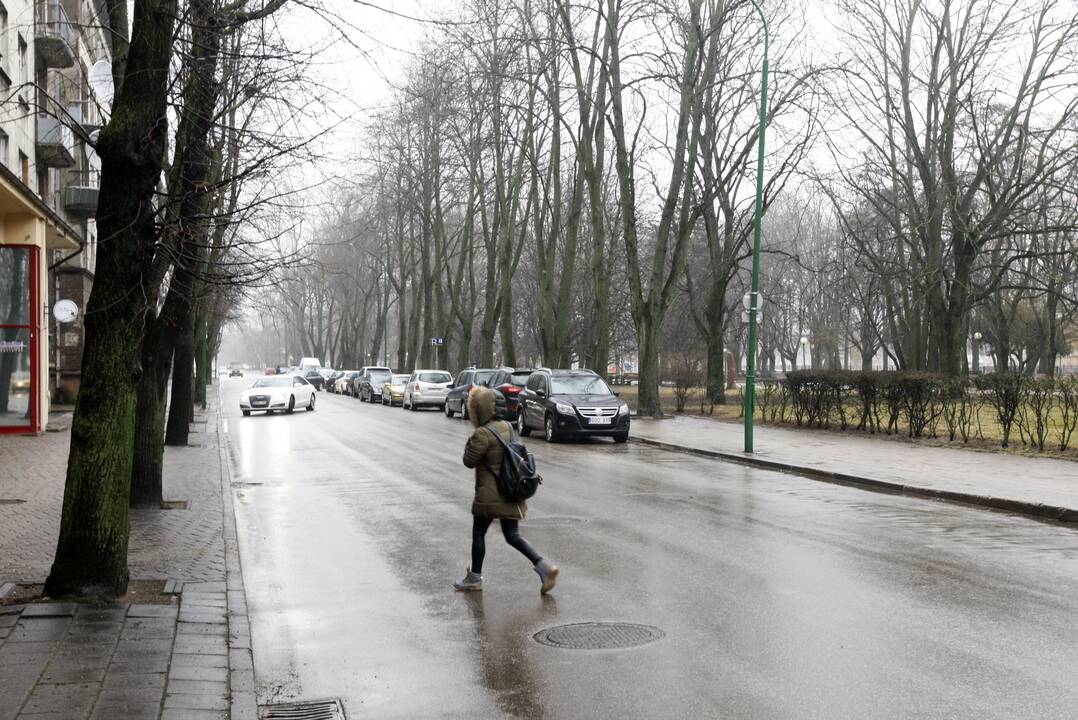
[228,362,244,378]
[517,368,630,443]
[319,368,337,390]
[381,374,411,406]
[403,370,453,410]
[358,367,394,403]
[323,370,343,393]
[337,370,360,395]
[444,367,499,419]
[354,366,392,399]
[299,357,321,371]
[487,368,534,421]
[302,367,326,391]
[264,368,277,375]
[239,374,316,415]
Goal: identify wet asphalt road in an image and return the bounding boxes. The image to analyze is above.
[221,378,1078,719]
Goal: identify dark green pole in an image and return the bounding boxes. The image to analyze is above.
[744,1,769,453]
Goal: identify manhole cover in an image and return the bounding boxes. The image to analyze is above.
[534,622,665,650]
[260,699,346,720]
[525,516,587,528]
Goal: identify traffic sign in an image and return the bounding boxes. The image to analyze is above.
[430,337,446,346]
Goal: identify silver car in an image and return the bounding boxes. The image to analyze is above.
[403,370,453,411]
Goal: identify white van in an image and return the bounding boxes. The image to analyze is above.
[299,357,322,370]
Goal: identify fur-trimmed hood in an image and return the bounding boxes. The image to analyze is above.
[467,386,496,427]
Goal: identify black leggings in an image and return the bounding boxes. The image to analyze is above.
[471,516,542,574]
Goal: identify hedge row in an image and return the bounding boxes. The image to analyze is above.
[752,371,1078,452]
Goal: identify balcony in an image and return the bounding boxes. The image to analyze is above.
[36,114,75,168]
[34,1,76,69]
[63,171,99,215]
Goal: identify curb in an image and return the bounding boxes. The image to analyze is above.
[214,386,258,720]
[631,437,1078,525]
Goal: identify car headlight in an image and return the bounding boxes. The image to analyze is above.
[554,402,574,415]
[619,402,630,415]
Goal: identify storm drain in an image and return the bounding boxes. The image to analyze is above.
[259,699,347,720]
[534,622,665,650]
[0,499,25,505]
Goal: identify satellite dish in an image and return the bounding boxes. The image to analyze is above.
[53,300,79,324]
[89,60,114,109]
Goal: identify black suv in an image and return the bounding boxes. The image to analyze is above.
[517,369,630,442]
[302,367,325,390]
[487,368,534,421]
[444,367,499,419]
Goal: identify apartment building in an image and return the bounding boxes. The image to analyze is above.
[0,0,109,433]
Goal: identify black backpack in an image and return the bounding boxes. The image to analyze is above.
[485,424,542,502]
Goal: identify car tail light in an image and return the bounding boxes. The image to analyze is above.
[414,383,420,390]
[502,385,521,395]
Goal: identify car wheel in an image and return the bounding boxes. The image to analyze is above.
[307,393,315,411]
[461,401,469,421]
[544,414,558,443]
[445,402,454,418]
[241,410,250,416]
[286,396,295,414]
[614,432,628,444]
[518,412,530,437]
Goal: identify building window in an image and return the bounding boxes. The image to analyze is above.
[19,150,27,184]
[0,130,7,168]
[17,33,25,87]
[0,2,9,77]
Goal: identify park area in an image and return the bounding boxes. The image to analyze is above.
[619,371,1078,460]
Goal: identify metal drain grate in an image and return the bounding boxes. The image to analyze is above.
[260,699,347,720]
[0,499,25,505]
[534,622,665,650]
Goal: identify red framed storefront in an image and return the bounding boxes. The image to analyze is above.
[0,244,39,434]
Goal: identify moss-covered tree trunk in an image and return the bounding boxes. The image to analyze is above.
[46,0,178,598]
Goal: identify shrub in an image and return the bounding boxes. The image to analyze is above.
[974,372,1026,448]
[1057,377,1078,452]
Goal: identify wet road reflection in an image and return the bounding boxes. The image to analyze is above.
[222,379,1078,719]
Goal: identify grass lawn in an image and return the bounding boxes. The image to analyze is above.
[618,384,1078,460]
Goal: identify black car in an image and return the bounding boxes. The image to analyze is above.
[302,367,325,390]
[357,367,394,402]
[444,367,499,420]
[487,368,534,422]
[324,370,344,393]
[517,368,630,443]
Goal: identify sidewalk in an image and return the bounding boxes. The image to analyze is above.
[631,416,1078,523]
[0,391,256,720]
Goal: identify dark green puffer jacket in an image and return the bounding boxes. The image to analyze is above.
[462,386,526,519]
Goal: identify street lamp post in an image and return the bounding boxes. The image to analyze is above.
[972,332,982,374]
[743,0,769,453]
[799,336,808,370]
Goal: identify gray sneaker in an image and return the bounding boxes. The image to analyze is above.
[454,568,483,591]
[534,559,558,594]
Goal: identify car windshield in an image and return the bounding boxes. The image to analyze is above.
[551,374,611,395]
[390,375,410,385]
[419,372,451,383]
[369,371,392,383]
[252,377,291,388]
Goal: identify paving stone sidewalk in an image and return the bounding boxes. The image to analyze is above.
[0,390,256,719]
[632,415,1078,522]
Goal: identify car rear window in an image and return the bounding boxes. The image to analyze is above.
[510,371,532,385]
[419,372,451,383]
[475,370,496,385]
[370,371,392,382]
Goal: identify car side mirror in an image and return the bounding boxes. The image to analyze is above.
[536,389,546,398]
[612,390,620,397]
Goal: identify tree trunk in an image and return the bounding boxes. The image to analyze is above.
[165,306,195,445]
[46,0,178,598]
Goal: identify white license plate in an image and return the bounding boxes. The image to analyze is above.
[589,416,612,425]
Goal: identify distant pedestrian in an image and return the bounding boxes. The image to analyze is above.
[454,386,558,594]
